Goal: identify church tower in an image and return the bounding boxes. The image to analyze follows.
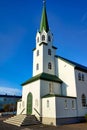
[33,0,57,76]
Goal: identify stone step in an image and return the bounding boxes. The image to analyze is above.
[4,114,40,126]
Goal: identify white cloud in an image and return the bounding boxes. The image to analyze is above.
[0,87,22,96]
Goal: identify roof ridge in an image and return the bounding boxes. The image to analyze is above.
[56,55,87,72]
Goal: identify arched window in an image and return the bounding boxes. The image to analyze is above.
[37,37,39,43]
[64,100,67,109]
[48,62,52,69]
[48,49,51,55]
[48,35,51,42]
[42,35,45,41]
[82,94,86,107]
[78,73,81,80]
[36,63,39,70]
[37,50,39,56]
[47,100,49,108]
[72,100,75,109]
[82,74,84,81]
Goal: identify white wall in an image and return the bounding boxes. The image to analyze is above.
[57,58,77,97]
[56,97,77,118]
[42,97,56,117]
[33,45,43,76]
[40,80,61,97]
[18,80,41,117]
[75,69,87,116]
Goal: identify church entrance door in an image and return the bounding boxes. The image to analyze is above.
[27,92,33,114]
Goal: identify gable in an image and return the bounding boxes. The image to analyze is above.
[21,73,62,86]
[55,55,87,73]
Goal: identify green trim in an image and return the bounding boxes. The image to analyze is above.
[55,55,87,72]
[32,48,36,51]
[39,42,47,46]
[52,46,57,49]
[27,93,33,114]
[40,3,49,32]
[42,94,76,99]
[21,73,62,86]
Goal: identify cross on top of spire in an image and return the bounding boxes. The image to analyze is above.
[40,0,49,32]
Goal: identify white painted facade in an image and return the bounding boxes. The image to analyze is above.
[17,1,87,125]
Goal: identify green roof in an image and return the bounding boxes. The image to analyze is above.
[40,2,49,32]
[21,73,62,86]
[42,94,76,99]
[56,55,87,72]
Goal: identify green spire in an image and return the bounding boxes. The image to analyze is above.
[40,0,49,32]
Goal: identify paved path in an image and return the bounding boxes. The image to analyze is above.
[0,117,87,130]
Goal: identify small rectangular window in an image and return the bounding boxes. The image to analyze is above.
[64,100,68,109]
[37,50,39,56]
[78,73,81,80]
[36,64,39,70]
[72,100,75,109]
[82,74,84,81]
[47,100,49,108]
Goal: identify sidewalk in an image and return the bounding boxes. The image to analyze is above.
[0,117,87,130]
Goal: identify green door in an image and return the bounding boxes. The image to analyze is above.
[27,93,33,114]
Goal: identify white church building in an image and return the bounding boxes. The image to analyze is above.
[17,1,87,125]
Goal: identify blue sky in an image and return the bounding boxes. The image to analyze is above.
[0,0,87,95]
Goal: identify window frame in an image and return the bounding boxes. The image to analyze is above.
[37,50,39,56]
[64,100,68,109]
[36,63,39,70]
[82,74,84,81]
[78,73,81,80]
[82,94,86,107]
[47,100,49,108]
[42,35,45,41]
[48,49,51,55]
[48,35,51,42]
[48,62,52,69]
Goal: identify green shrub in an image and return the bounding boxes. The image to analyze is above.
[85,114,87,122]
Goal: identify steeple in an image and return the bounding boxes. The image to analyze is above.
[40,0,49,32]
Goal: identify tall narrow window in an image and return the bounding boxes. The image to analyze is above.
[47,100,49,108]
[42,35,45,41]
[48,62,52,69]
[72,100,75,109]
[48,49,51,55]
[48,35,51,42]
[64,100,67,109]
[49,83,53,94]
[82,94,86,107]
[37,37,39,43]
[78,73,81,80]
[37,50,39,56]
[82,74,84,81]
[36,64,39,70]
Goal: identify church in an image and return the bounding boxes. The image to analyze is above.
[17,1,87,125]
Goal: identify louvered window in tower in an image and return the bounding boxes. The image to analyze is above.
[37,37,39,43]
[48,62,52,69]
[48,35,51,42]
[36,64,39,70]
[48,49,51,55]
[37,50,39,56]
[42,35,45,41]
